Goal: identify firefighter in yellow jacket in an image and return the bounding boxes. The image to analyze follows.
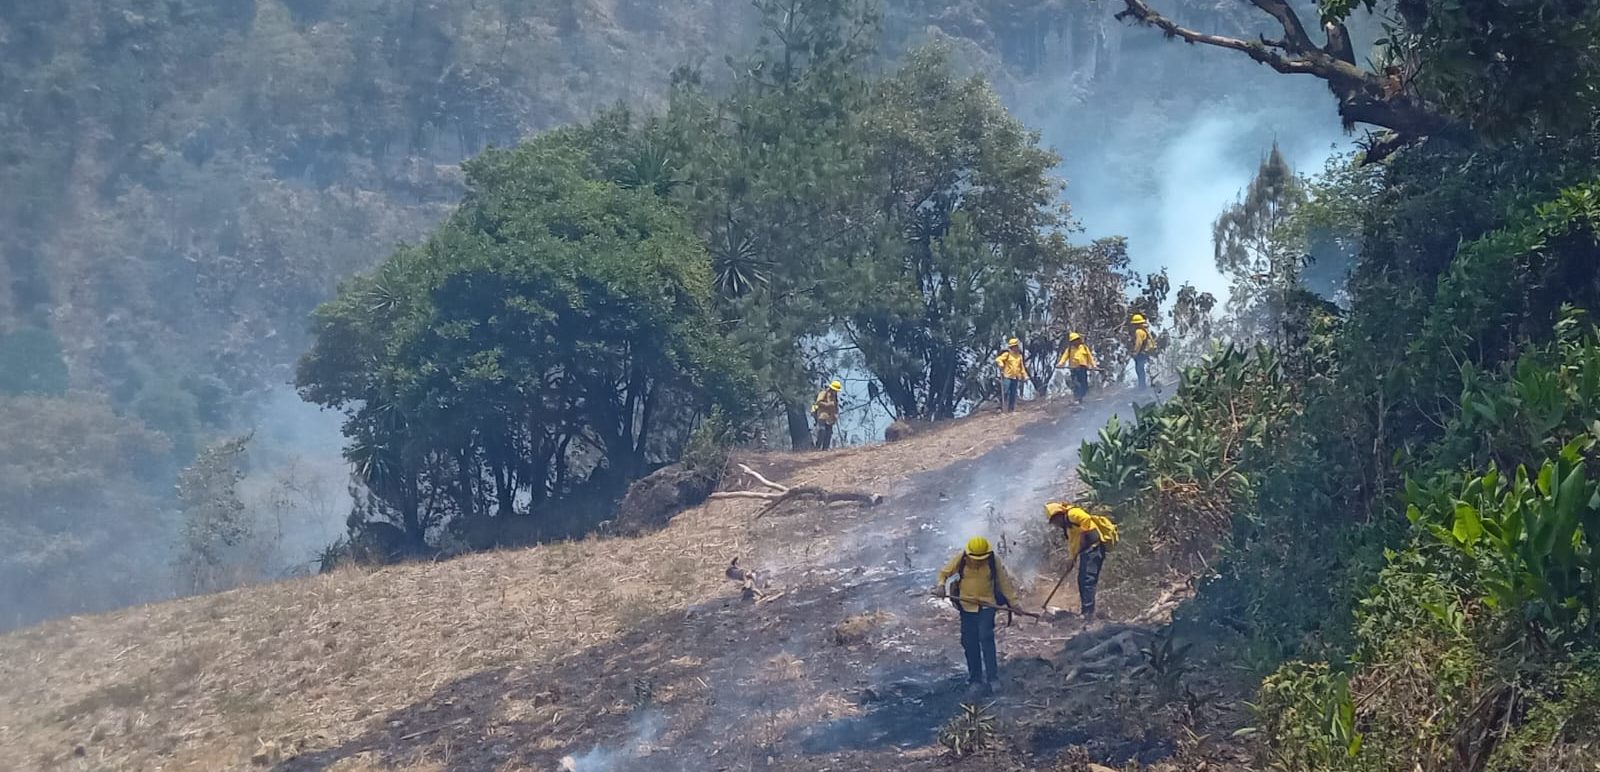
[1130,313,1156,390]
[811,380,842,449]
[1044,502,1114,620]
[934,536,1018,691]
[994,338,1028,413]
[1055,332,1099,405]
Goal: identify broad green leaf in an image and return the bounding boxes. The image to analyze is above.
[1452,501,1483,547]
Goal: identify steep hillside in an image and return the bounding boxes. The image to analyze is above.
[0,390,1234,771]
[0,0,761,395]
[0,0,1328,401]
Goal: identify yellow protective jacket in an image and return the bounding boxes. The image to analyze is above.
[995,350,1028,381]
[1133,326,1155,355]
[937,551,1019,612]
[812,388,839,424]
[1049,503,1103,556]
[1057,343,1098,370]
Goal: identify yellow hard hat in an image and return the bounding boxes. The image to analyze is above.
[965,536,992,558]
[1068,332,1083,343]
[830,380,843,391]
[1008,338,1020,347]
[1044,502,1070,521]
[1130,313,1147,324]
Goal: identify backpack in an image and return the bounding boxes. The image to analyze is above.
[1090,514,1120,550]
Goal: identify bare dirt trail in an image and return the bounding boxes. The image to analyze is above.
[273,386,1220,772]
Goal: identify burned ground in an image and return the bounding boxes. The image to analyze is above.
[0,391,1258,771]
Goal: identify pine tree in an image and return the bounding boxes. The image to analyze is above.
[1213,144,1308,345]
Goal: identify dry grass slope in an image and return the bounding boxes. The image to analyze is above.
[0,407,1055,771]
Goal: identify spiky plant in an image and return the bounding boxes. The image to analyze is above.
[938,701,998,758]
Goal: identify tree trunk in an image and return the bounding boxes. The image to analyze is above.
[493,458,515,517]
[400,467,426,550]
[930,348,961,419]
[455,444,477,521]
[786,401,812,450]
[633,377,657,476]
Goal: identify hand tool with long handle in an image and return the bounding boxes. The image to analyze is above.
[929,593,1042,619]
[1040,557,1077,610]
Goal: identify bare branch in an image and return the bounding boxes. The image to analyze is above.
[1116,0,1459,162]
[1114,0,1314,76]
[734,462,789,492]
[708,467,882,518]
[1323,21,1356,64]
[1249,0,1316,52]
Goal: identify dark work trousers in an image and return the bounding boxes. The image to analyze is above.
[1071,368,1091,403]
[959,606,999,682]
[1078,545,1106,619]
[815,421,835,450]
[1134,353,1150,389]
[1003,378,1022,412]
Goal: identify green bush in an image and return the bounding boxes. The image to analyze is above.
[1254,662,1362,771]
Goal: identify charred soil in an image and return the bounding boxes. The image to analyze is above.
[0,390,1258,771]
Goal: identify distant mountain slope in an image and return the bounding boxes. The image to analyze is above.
[0,0,763,399]
[0,0,1295,403]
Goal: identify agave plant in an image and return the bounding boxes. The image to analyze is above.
[616,141,686,197]
[1134,627,1195,703]
[709,222,772,298]
[938,701,998,758]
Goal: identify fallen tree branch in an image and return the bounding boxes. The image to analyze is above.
[755,486,883,517]
[735,463,789,493]
[708,467,883,517]
[708,491,792,501]
[1081,630,1142,660]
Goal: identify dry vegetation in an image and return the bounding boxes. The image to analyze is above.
[0,405,1057,771]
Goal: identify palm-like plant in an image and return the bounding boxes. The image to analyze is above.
[617,141,685,197]
[709,222,771,298]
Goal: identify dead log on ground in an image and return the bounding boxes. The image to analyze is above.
[708,464,883,517]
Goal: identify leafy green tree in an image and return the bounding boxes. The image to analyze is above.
[843,46,1068,419]
[1035,236,1170,390]
[664,0,881,446]
[1213,144,1308,345]
[177,434,253,593]
[1165,282,1219,371]
[1290,153,1384,302]
[297,136,752,550]
[1358,0,1600,142]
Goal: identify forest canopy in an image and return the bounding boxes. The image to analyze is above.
[297,138,752,550]
[296,4,1183,551]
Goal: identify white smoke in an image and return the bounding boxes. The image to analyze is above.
[560,710,664,772]
[236,386,353,577]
